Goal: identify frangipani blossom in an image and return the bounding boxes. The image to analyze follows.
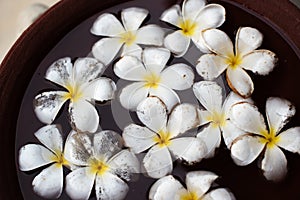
[160,0,225,56]
[196,27,277,97]
[64,130,140,200]
[91,7,164,65]
[193,81,252,157]
[34,57,116,133]
[230,97,300,181]
[18,125,71,199]
[149,171,235,200]
[123,97,206,179]
[115,47,194,112]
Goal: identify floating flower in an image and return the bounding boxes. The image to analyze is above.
[123,96,206,179]
[91,7,165,65]
[230,97,300,181]
[193,81,252,157]
[64,130,140,200]
[114,47,194,112]
[34,57,116,133]
[196,27,277,97]
[160,0,225,56]
[18,125,71,199]
[149,171,235,200]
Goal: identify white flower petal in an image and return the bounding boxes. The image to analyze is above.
[183,0,206,20]
[92,38,123,66]
[34,124,63,153]
[142,47,170,72]
[95,172,129,200]
[229,102,267,135]
[186,171,218,198]
[266,97,295,134]
[69,100,99,133]
[202,29,234,57]
[167,104,200,137]
[32,164,63,199]
[149,85,180,112]
[277,127,300,154]
[192,35,211,53]
[164,30,190,57]
[203,188,235,200]
[236,27,263,56]
[121,43,142,59]
[197,123,221,158]
[193,81,223,113]
[160,63,194,90]
[83,77,116,102]
[65,167,95,200]
[261,145,287,182]
[160,5,182,27]
[195,4,226,30]
[114,55,147,81]
[119,82,149,110]
[137,96,167,132]
[149,175,184,200]
[221,120,245,149]
[45,57,72,87]
[226,67,254,98]
[135,25,165,46]
[198,109,213,126]
[196,54,228,80]
[143,145,173,178]
[34,91,68,124]
[121,7,148,31]
[91,13,125,36]
[222,91,252,117]
[169,137,206,164]
[230,135,264,166]
[123,124,157,153]
[241,50,277,75]
[19,144,54,171]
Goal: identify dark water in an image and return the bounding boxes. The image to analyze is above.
[15,0,300,199]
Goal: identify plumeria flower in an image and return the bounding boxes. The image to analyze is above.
[160,0,226,57]
[196,27,277,97]
[34,57,116,133]
[123,96,207,179]
[18,125,71,199]
[91,7,165,65]
[114,47,194,112]
[64,130,140,200]
[149,171,235,200]
[229,97,300,181]
[193,81,252,157]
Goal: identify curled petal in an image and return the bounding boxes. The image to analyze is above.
[196,54,228,80]
[241,50,277,75]
[195,4,226,30]
[277,127,300,154]
[34,91,68,124]
[266,97,295,134]
[69,100,99,133]
[32,164,63,199]
[121,7,148,31]
[123,124,157,153]
[236,27,263,56]
[230,135,264,166]
[135,25,165,46]
[261,146,287,182]
[160,5,182,27]
[91,13,125,36]
[221,120,245,149]
[45,57,72,87]
[161,63,194,90]
[226,67,254,98]
[19,144,54,171]
[222,91,252,117]
[84,78,116,102]
[183,0,206,20]
[119,82,149,111]
[143,145,173,179]
[164,30,190,57]
[142,47,170,72]
[203,188,236,200]
[92,38,123,66]
[137,96,167,132]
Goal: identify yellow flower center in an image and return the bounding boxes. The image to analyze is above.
[180,191,199,200]
[89,158,110,176]
[179,19,197,36]
[64,83,83,102]
[259,128,280,148]
[226,55,242,69]
[51,151,69,168]
[207,111,226,128]
[153,130,172,148]
[143,72,161,89]
[120,31,136,46]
